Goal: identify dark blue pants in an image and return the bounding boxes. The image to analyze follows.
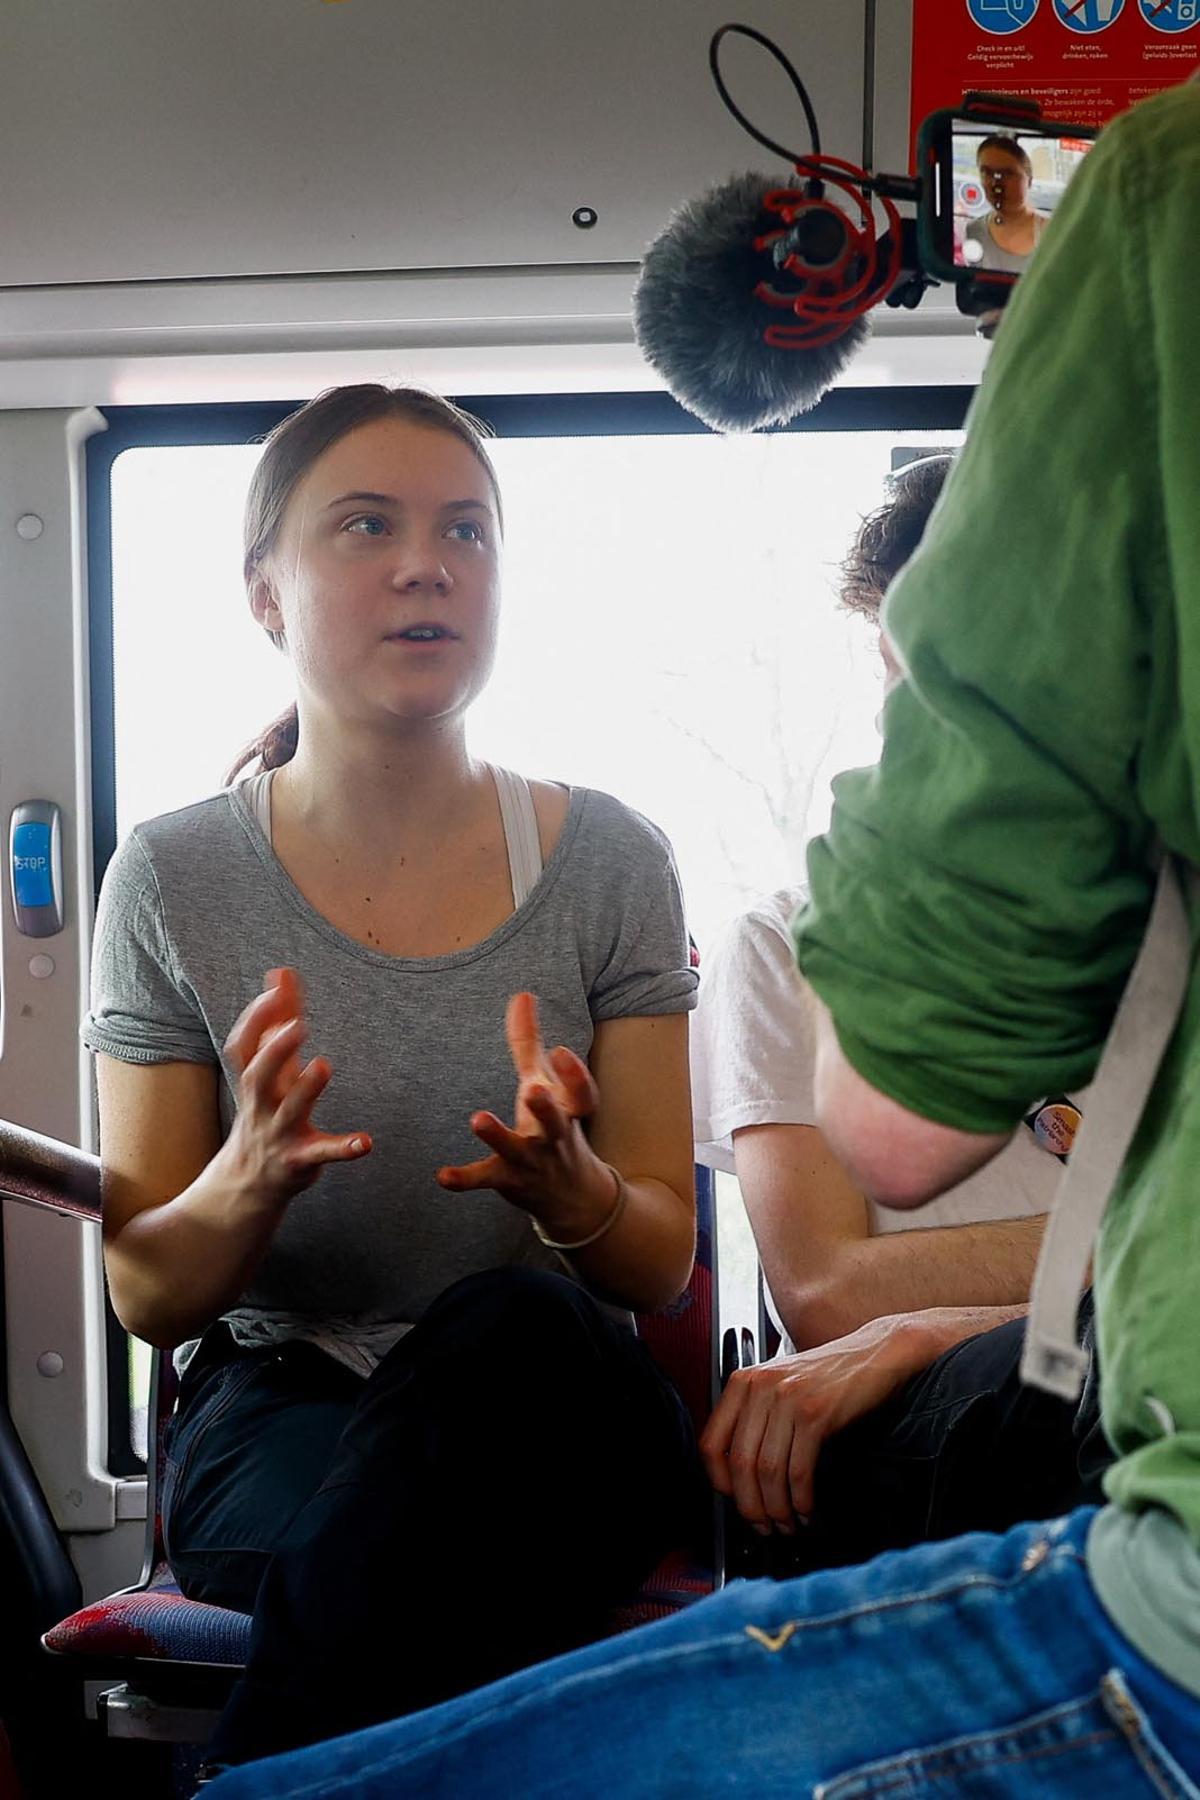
[161,1269,705,1766]
[731,1291,1105,1581]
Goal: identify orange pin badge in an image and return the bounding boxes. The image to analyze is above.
[1024,1097,1083,1162]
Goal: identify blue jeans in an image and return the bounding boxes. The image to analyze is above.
[207,1509,1200,1797]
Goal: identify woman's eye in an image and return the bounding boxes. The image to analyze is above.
[446,519,486,545]
[342,514,388,536]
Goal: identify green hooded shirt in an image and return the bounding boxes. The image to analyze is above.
[795,81,1200,1693]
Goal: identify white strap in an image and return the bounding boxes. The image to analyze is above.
[1021,860,1193,1400]
[491,766,543,909]
[245,768,274,842]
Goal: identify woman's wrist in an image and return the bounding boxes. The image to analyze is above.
[212,1135,293,1223]
[531,1162,627,1253]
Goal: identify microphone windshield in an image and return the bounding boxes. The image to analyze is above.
[633,171,871,433]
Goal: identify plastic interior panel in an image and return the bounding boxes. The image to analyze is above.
[0,0,867,287]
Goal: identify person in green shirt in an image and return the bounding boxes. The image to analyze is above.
[204,80,1200,1800]
[797,75,1200,1707]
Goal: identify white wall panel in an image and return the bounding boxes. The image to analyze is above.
[0,2,986,408]
[2,1,867,287]
[0,409,125,1534]
[871,0,916,180]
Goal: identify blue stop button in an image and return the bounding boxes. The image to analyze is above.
[12,822,54,909]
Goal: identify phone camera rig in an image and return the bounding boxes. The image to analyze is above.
[710,24,1097,335]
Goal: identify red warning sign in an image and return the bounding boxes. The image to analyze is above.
[911,0,1199,166]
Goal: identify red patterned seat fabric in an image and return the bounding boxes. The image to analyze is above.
[43,1560,251,1665]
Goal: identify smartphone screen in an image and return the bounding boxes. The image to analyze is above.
[952,125,1093,276]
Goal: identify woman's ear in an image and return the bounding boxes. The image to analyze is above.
[249,568,285,643]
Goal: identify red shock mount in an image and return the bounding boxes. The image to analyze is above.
[754,154,903,351]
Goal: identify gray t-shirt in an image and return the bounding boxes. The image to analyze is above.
[963,211,1047,275]
[83,780,697,1372]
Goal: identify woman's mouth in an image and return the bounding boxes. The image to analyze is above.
[384,625,459,643]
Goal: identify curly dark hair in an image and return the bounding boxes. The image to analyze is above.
[839,454,954,623]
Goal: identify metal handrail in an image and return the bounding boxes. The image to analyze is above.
[0,1118,101,1223]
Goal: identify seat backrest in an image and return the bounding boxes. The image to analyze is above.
[757,1264,783,1363]
[142,1353,179,1577]
[633,1163,716,1441]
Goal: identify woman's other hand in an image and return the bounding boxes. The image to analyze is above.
[222,966,372,1209]
[437,991,616,1234]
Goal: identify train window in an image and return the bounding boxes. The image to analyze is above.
[101,398,970,944]
[92,392,968,1459]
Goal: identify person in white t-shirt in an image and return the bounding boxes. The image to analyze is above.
[693,457,1103,1566]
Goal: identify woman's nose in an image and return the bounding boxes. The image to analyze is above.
[390,544,452,591]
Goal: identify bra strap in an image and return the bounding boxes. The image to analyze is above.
[243,767,274,843]
[491,766,544,909]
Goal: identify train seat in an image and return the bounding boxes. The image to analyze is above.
[0,1120,719,1754]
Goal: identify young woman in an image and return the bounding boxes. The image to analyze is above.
[84,384,703,1766]
[964,135,1047,274]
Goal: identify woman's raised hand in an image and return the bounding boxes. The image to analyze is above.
[437,992,614,1230]
[222,966,372,1209]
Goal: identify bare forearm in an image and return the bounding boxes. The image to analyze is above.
[821,1303,1032,1412]
[828,1303,1029,1410]
[900,1300,1028,1366]
[780,1214,1044,1348]
[104,1147,287,1350]
[552,1175,695,1313]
